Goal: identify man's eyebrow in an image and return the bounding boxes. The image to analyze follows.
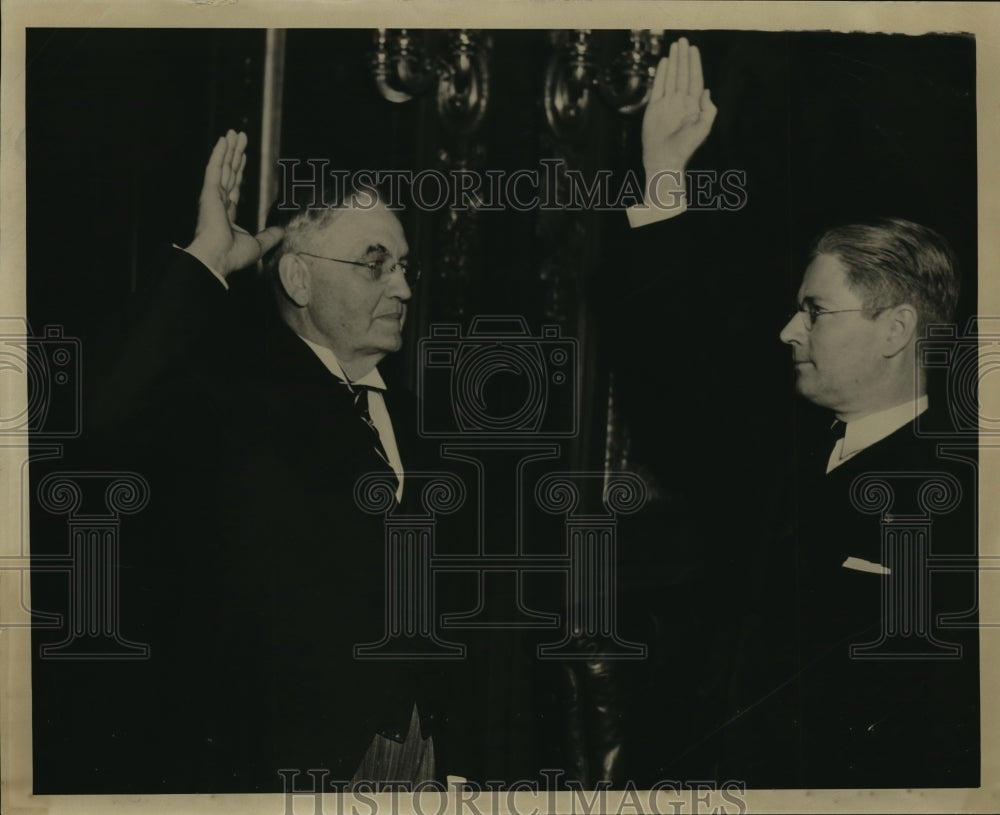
[361,242,409,260]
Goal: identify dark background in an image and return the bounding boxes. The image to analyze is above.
[26,28,976,791]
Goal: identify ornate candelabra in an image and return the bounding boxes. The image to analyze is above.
[544,29,664,139]
[372,29,490,136]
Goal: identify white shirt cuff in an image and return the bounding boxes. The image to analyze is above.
[172,244,229,290]
[626,196,688,229]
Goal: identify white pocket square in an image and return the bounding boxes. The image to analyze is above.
[842,556,891,575]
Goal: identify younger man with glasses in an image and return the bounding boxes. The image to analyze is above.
[628,201,979,788]
[629,88,979,786]
[778,218,960,475]
[759,216,980,788]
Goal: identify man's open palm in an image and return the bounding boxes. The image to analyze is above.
[642,38,717,173]
[187,130,283,277]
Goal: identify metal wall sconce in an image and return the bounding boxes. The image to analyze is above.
[372,29,490,136]
[544,29,664,139]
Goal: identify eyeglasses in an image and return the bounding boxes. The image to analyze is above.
[297,251,421,288]
[788,302,877,331]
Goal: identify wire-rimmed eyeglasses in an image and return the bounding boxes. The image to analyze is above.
[297,251,422,288]
[787,302,878,330]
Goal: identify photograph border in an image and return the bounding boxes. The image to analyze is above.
[2,2,998,813]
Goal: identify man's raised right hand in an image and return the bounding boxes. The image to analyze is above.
[184,130,284,278]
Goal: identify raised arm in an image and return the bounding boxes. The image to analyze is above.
[185,129,283,277]
[89,132,283,437]
[635,37,718,218]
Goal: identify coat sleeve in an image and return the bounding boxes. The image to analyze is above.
[86,247,239,442]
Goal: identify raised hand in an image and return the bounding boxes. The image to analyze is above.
[185,130,284,277]
[641,38,717,178]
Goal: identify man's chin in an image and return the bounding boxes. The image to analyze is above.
[376,334,404,354]
[792,376,814,399]
[374,322,404,347]
[793,381,835,411]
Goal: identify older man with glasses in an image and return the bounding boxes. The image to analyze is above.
[93,131,442,791]
[83,34,722,793]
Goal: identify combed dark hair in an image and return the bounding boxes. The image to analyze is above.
[811,217,960,333]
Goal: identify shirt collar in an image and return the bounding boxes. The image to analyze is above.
[840,394,929,460]
[297,335,387,391]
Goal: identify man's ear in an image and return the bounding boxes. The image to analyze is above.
[882,303,918,357]
[278,254,311,307]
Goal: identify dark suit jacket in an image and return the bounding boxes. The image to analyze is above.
[603,211,979,789]
[75,248,446,792]
[716,410,980,788]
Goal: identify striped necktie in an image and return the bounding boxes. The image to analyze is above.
[349,383,393,475]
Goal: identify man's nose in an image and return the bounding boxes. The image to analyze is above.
[385,265,412,300]
[779,311,805,345]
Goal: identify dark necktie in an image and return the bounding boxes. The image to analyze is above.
[349,383,393,475]
[825,418,847,473]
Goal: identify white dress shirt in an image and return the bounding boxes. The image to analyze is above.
[183,247,405,500]
[298,336,405,502]
[826,394,929,474]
